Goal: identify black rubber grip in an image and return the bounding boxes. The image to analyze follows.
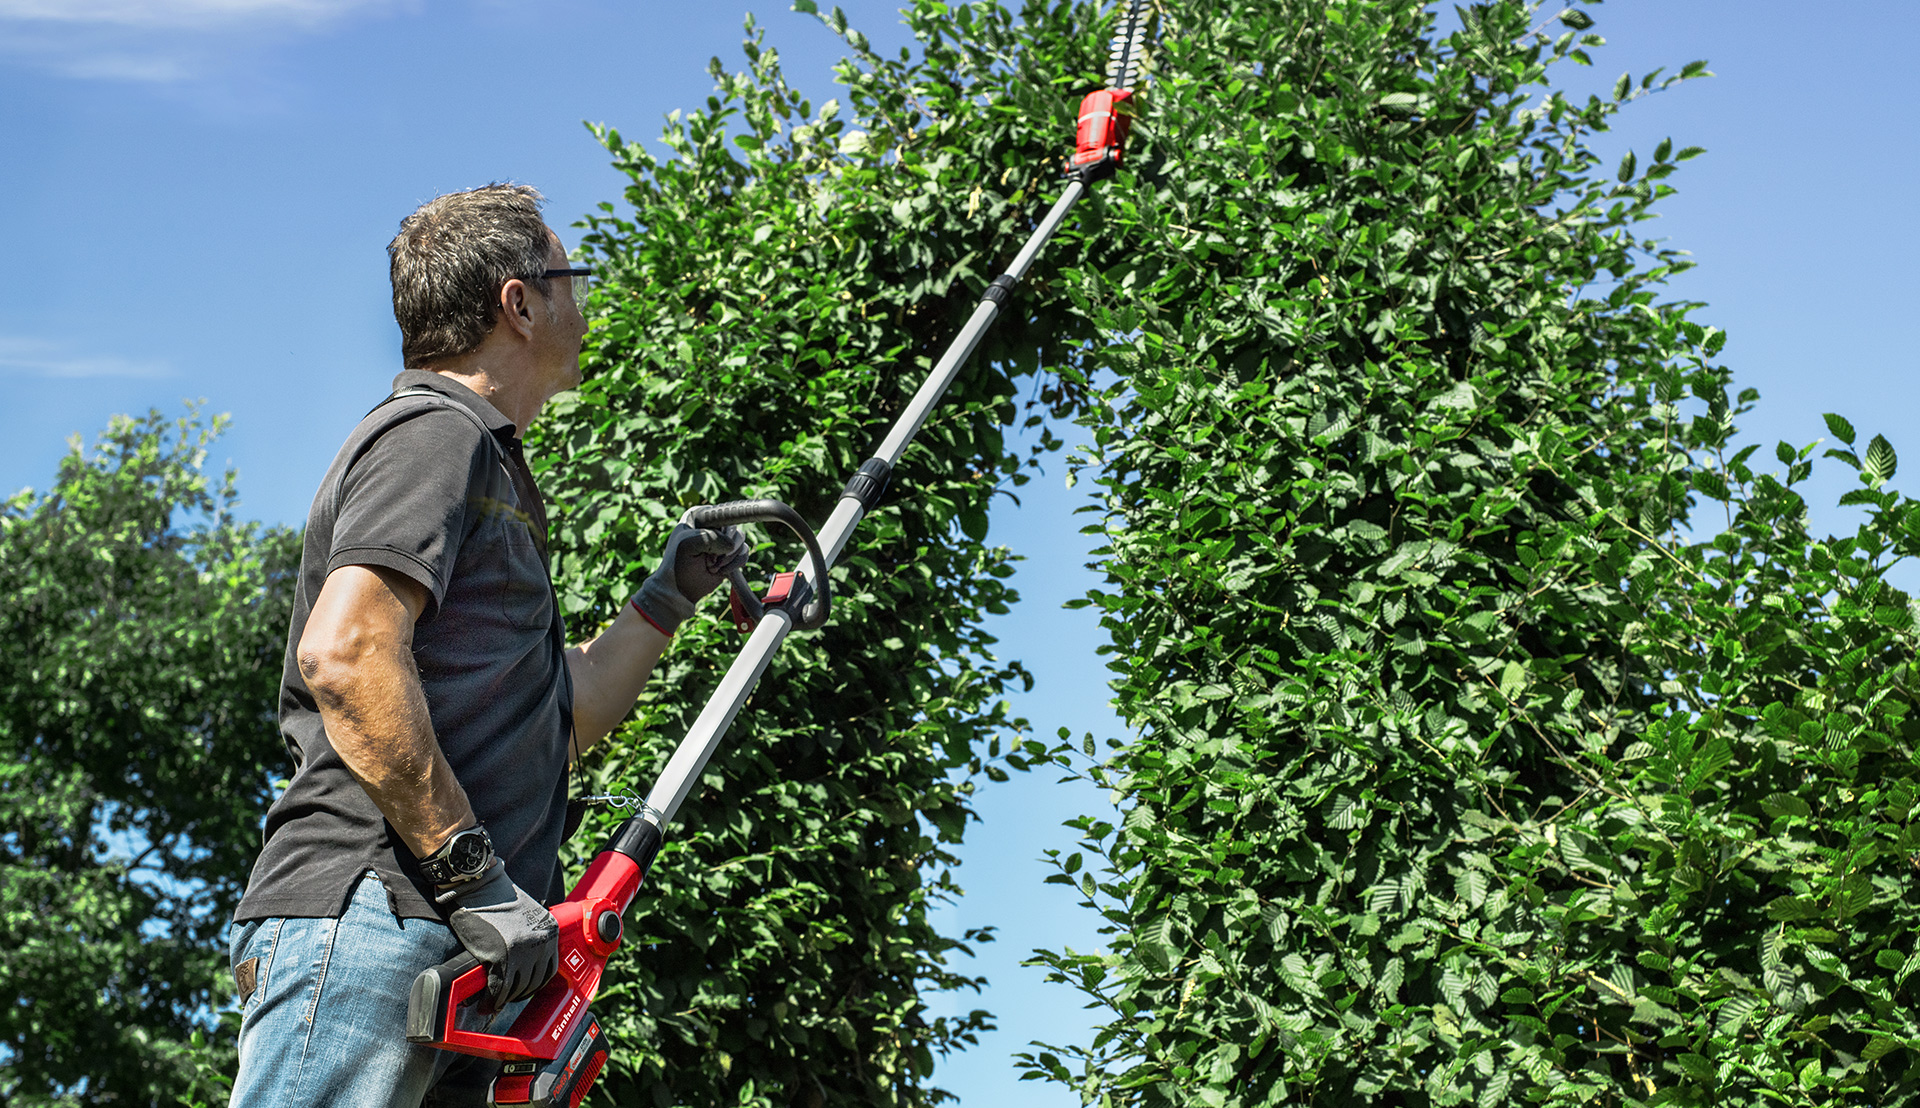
[606,816,664,874]
[689,499,808,532]
[406,952,483,1043]
[686,500,830,630]
[841,458,892,511]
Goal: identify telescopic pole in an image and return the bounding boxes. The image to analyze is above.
[636,0,1155,833]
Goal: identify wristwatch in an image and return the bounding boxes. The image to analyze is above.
[419,825,495,886]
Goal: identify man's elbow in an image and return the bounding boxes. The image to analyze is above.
[297,622,381,704]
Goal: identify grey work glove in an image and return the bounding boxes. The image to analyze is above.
[630,523,749,635]
[435,861,559,1005]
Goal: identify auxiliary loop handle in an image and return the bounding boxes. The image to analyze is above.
[685,499,830,631]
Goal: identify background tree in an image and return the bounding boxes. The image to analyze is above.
[0,409,297,1106]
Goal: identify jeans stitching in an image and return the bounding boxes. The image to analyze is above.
[285,912,341,1103]
[303,913,341,1027]
[234,917,283,1026]
[253,918,284,1013]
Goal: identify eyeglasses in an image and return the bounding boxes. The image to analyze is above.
[539,265,596,301]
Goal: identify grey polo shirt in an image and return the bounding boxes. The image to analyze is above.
[235,370,574,922]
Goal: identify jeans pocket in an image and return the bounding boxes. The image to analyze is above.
[230,918,284,1013]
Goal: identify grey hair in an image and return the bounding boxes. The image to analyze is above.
[388,183,554,368]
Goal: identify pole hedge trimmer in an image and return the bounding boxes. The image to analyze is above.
[405,3,1153,1103]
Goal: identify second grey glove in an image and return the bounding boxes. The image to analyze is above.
[629,523,750,635]
[435,861,559,1005]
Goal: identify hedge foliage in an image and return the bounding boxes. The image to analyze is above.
[550,0,1920,1102]
[1001,1,1920,1105]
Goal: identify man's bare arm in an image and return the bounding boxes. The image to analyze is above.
[297,564,474,858]
[565,522,747,757]
[565,603,672,757]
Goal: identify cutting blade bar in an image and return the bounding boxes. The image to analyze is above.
[1105,0,1152,90]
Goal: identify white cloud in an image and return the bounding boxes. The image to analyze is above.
[0,0,403,83]
[0,337,171,379]
[0,0,386,29]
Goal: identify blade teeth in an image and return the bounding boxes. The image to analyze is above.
[1104,0,1151,88]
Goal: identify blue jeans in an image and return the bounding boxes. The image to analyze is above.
[228,871,526,1107]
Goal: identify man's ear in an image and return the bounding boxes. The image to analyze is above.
[497,277,536,340]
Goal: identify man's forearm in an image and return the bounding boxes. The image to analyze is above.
[565,603,672,756]
[298,563,472,858]
[304,630,475,858]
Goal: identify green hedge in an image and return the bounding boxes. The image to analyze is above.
[1008,1,1920,1104]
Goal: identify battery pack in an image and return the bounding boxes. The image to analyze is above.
[488,1013,608,1108]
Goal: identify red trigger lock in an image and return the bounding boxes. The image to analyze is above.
[730,572,800,634]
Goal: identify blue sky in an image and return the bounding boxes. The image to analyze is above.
[2,1,1915,1104]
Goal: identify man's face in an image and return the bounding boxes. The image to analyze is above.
[537,229,588,394]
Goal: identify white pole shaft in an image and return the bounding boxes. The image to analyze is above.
[640,609,793,828]
[822,179,1088,571]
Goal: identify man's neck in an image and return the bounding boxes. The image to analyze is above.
[422,354,541,437]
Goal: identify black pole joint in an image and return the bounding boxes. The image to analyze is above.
[980,273,1020,307]
[841,457,893,511]
[1067,155,1119,185]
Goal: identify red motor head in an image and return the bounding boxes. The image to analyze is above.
[1068,88,1136,181]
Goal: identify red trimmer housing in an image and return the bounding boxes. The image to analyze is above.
[407,819,661,1106]
[1067,88,1135,181]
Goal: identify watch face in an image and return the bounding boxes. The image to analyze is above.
[450,832,488,874]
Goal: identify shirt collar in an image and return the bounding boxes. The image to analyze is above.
[390,369,519,439]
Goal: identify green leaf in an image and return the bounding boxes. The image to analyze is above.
[1690,469,1730,501]
[1865,433,1898,483]
[1558,9,1594,30]
[1760,793,1812,821]
[1455,868,1488,908]
[1478,1068,1513,1107]
[1824,412,1857,446]
[1717,995,1762,1036]
[1616,150,1636,183]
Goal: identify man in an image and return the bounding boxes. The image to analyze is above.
[227,183,742,1105]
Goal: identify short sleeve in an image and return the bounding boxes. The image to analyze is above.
[327,408,491,620]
